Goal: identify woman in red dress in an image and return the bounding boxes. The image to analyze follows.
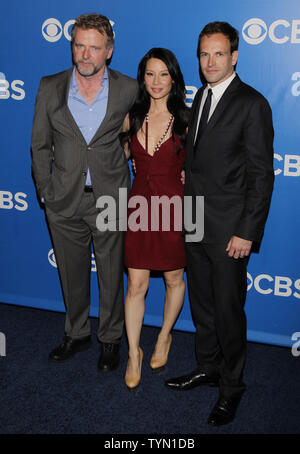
[120,48,190,390]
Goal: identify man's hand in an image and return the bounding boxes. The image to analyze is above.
[226,236,252,259]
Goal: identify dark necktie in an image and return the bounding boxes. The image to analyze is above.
[194,88,212,149]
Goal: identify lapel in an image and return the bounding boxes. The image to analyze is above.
[56,67,87,145]
[90,68,121,144]
[56,67,121,146]
[198,74,242,141]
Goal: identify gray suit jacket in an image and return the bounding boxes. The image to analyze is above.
[31,67,138,217]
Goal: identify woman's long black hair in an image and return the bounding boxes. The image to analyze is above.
[120,48,190,151]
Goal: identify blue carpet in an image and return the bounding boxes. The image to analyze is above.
[0,302,299,435]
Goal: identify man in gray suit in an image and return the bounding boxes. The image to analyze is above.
[31,14,137,371]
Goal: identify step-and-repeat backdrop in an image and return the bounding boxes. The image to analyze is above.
[1,0,299,348]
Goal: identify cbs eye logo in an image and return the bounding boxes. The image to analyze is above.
[48,248,97,271]
[42,18,75,42]
[48,248,57,267]
[42,18,115,43]
[242,18,268,45]
[243,18,300,45]
[247,272,254,291]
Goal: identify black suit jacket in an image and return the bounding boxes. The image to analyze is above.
[184,75,274,244]
[31,67,138,217]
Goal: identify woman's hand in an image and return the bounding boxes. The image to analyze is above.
[122,113,131,159]
[132,158,136,174]
[180,170,185,185]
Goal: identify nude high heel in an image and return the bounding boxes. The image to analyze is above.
[125,347,143,392]
[150,334,172,373]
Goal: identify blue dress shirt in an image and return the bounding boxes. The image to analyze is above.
[67,66,109,186]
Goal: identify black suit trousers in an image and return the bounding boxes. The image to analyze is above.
[185,241,249,397]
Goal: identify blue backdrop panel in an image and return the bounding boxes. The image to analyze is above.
[0,0,299,348]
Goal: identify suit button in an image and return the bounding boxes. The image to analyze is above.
[82,171,87,176]
[87,147,92,151]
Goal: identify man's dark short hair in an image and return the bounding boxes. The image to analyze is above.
[71,13,114,48]
[197,21,239,57]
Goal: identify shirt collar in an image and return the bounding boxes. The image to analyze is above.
[207,71,236,101]
[70,65,109,94]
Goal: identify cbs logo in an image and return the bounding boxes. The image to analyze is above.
[247,272,300,299]
[48,249,97,271]
[42,18,115,42]
[42,18,75,42]
[185,86,197,107]
[0,191,28,211]
[0,73,25,101]
[242,18,300,45]
[274,153,300,177]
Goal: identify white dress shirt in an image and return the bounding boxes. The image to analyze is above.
[194,72,236,142]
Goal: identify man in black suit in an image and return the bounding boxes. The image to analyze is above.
[165,22,274,426]
[31,14,137,370]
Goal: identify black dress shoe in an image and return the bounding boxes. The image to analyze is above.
[165,368,219,390]
[48,335,91,362]
[98,342,120,372]
[207,393,243,426]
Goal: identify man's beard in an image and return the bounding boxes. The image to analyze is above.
[75,60,103,77]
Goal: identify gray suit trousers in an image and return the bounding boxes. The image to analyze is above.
[46,191,125,343]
